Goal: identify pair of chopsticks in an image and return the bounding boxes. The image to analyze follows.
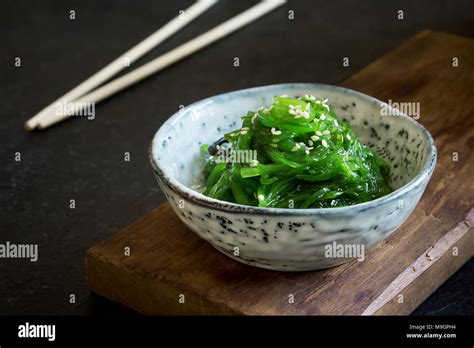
[25,0,285,131]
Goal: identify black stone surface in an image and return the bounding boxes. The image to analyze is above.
[1,0,472,315]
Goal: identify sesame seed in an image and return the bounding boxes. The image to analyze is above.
[289,104,309,119]
[323,130,330,135]
[241,130,248,135]
[311,135,319,141]
[308,140,313,146]
[230,133,237,137]
[305,150,310,154]
[320,114,327,120]
[316,131,323,136]
[313,118,319,122]
[291,146,299,152]
[241,127,249,131]
[322,139,328,147]
[271,127,282,135]
[346,134,351,140]
[333,120,339,127]
[323,98,328,103]
[258,194,264,201]
[251,113,258,124]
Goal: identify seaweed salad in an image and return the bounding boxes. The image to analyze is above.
[200,95,392,208]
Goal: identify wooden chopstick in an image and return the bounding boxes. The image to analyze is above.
[24,0,216,131]
[35,0,286,130]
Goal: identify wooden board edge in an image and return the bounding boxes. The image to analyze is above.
[85,204,473,316]
[85,249,241,315]
[363,208,474,315]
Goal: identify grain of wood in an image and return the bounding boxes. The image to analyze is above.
[362,208,474,315]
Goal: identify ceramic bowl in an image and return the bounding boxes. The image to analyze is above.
[149,83,436,271]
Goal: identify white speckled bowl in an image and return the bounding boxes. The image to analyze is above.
[149,83,436,271]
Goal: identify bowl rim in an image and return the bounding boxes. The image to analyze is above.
[149,83,437,215]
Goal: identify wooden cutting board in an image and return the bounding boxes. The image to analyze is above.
[86,31,474,315]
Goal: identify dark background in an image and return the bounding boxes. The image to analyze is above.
[1,0,473,315]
